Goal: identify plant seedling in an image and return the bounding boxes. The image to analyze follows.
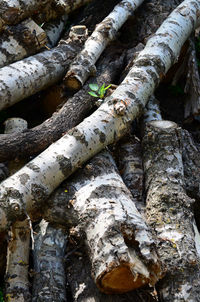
[88,83,111,99]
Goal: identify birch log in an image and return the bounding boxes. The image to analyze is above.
[0,0,53,32]
[0,43,125,161]
[43,151,161,293]
[44,14,68,48]
[0,25,88,111]
[4,118,31,302]
[0,19,47,68]
[52,0,92,14]
[142,120,200,301]
[32,220,67,302]
[64,0,145,90]
[0,0,199,232]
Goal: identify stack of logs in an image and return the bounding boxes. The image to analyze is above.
[0,0,200,301]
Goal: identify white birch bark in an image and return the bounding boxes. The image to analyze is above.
[0,0,199,233]
[44,151,161,293]
[4,118,31,302]
[52,0,92,14]
[0,25,88,111]
[32,220,67,302]
[0,19,47,68]
[43,14,68,48]
[0,0,53,31]
[64,0,145,90]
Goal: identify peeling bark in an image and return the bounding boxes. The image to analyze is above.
[0,0,53,31]
[0,44,125,161]
[0,0,199,232]
[32,220,67,302]
[0,19,47,68]
[4,118,31,302]
[0,25,88,111]
[66,243,158,302]
[43,151,161,293]
[64,0,144,90]
[44,14,68,48]
[142,120,200,301]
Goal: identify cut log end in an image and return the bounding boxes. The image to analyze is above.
[64,75,82,91]
[149,120,178,129]
[97,263,160,294]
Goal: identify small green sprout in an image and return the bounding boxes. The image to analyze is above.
[88,83,111,99]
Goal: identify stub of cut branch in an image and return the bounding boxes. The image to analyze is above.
[64,0,145,90]
[44,151,161,293]
[0,18,47,68]
[0,0,199,233]
[32,220,67,302]
[142,120,200,301]
[0,0,53,32]
[0,25,88,111]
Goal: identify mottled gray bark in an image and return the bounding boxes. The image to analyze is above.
[4,118,31,302]
[64,0,144,90]
[142,120,200,301]
[0,25,88,111]
[52,0,92,14]
[66,244,158,302]
[44,151,161,293]
[44,14,68,48]
[0,44,125,161]
[0,0,53,31]
[32,220,67,302]
[0,0,199,233]
[116,135,144,212]
[0,19,47,68]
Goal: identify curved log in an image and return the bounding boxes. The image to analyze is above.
[0,0,199,232]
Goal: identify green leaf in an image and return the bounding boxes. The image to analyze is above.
[105,84,111,90]
[88,91,99,97]
[89,83,99,91]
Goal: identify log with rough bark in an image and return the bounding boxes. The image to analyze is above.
[0,25,88,111]
[66,243,158,302]
[32,220,67,302]
[64,0,144,90]
[0,43,125,161]
[43,14,68,48]
[0,0,53,31]
[4,118,31,302]
[142,120,200,301]
[43,151,161,293]
[0,0,199,233]
[116,135,144,212]
[0,18,47,68]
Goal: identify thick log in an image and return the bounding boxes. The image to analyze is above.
[142,120,200,301]
[44,14,68,48]
[0,25,88,111]
[32,220,67,302]
[0,19,47,69]
[4,118,31,302]
[64,0,144,90]
[0,44,125,161]
[43,151,161,293]
[66,243,158,302]
[0,0,199,232]
[0,0,53,31]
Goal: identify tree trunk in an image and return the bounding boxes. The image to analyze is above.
[43,151,161,293]
[32,220,67,302]
[142,120,200,301]
[0,0,53,31]
[0,0,198,233]
[0,43,125,161]
[64,0,144,90]
[0,18,47,68]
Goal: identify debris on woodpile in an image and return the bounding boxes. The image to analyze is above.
[0,0,200,301]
